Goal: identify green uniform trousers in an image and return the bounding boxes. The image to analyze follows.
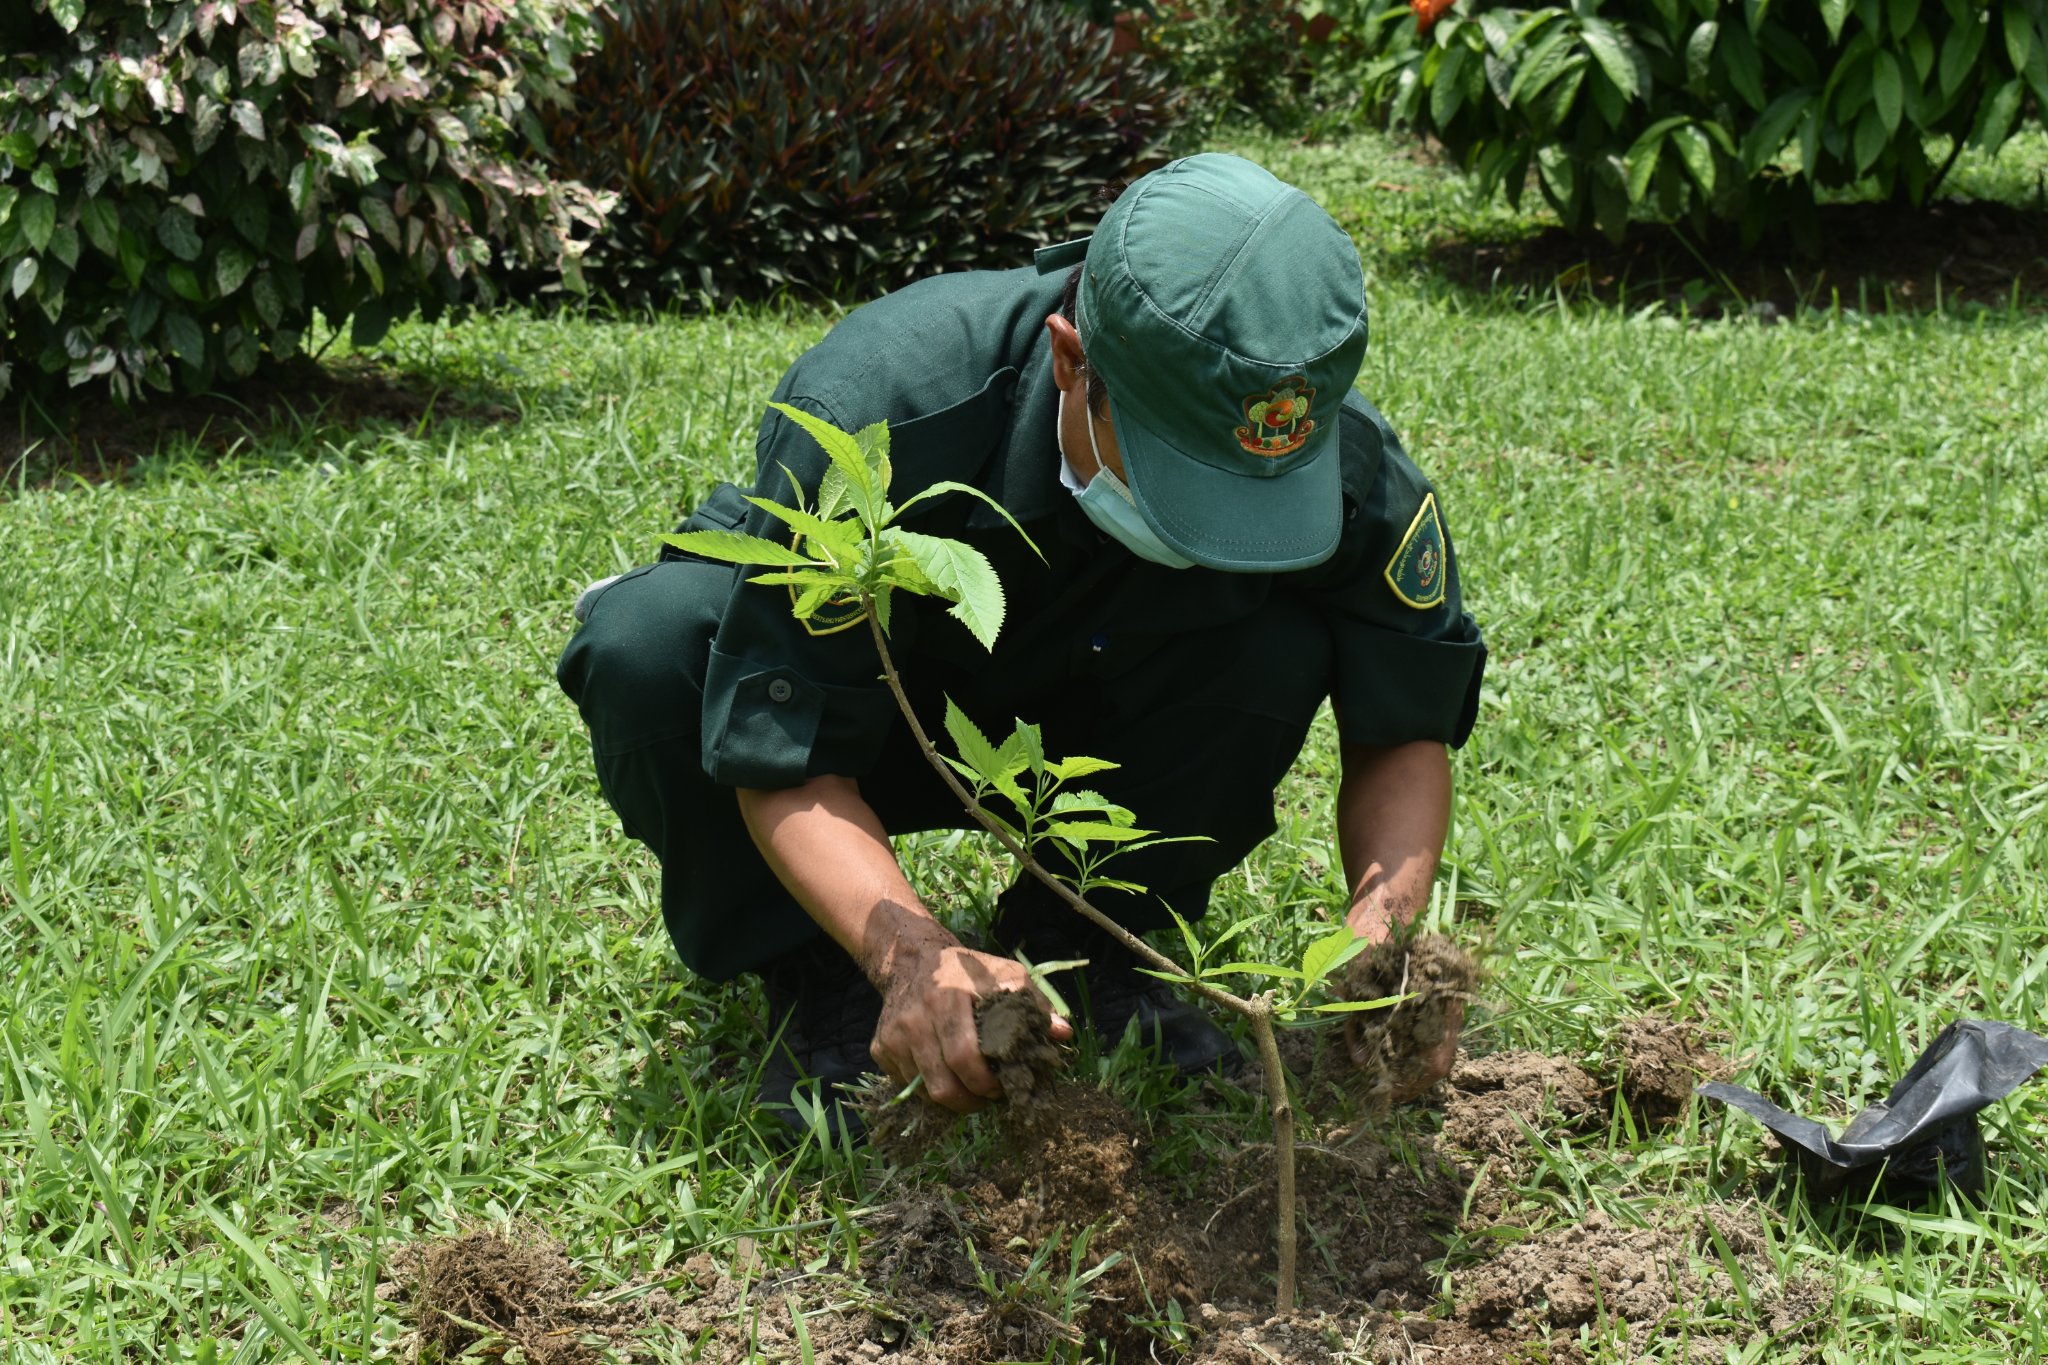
[558,557,1337,982]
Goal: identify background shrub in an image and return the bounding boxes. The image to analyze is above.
[541,0,1182,309]
[0,0,610,405]
[1359,0,2048,242]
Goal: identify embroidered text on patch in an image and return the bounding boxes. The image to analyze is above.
[1235,378,1316,457]
[1383,492,1446,609]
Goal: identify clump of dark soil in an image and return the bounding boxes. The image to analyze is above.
[1338,933,1480,1110]
[1615,1015,1733,1125]
[387,1229,684,1365]
[1441,1050,1609,1159]
[1369,1205,1808,1365]
[977,990,1063,1110]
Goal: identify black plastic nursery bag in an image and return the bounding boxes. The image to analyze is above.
[1698,1019,2048,1202]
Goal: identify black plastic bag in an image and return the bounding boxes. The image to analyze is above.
[1698,1019,2048,1202]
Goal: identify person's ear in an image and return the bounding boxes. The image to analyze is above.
[1045,313,1087,393]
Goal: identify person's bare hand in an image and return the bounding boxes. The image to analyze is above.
[871,923,1072,1114]
[1386,996,1462,1104]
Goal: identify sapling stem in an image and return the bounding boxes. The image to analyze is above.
[862,595,1301,1314]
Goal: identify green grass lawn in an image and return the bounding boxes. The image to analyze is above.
[5,128,2048,1362]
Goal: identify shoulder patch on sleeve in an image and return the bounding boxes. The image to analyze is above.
[1383,492,1447,610]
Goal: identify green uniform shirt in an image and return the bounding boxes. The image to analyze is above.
[678,266,1485,791]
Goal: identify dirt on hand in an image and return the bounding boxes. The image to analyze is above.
[1338,932,1479,1110]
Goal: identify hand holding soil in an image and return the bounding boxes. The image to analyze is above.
[871,924,1070,1114]
[1340,933,1479,1110]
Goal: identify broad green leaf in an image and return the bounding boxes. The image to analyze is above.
[1046,821,1149,846]
[890,481,1044,558]
[1872,49,1904,132]
[1625,116,1688,200]
[1046,755,1119,781]
[1903,19,1934,84]
[745,496,864,566]
[1971,76,2024,150]
[661,528,820,567]
[817,465,852,522]
[1211,961,1308,983]
[1431,44,1469,125]
[1578,17,1641,99]
[79,197,118,257]
[157,206,202,262]
[1742,91,1813,170]
[1718,19,1768,109]
[943,699,1004,788]
[1853,103,1887,172]
[854,421,892,504]
[1886,0,1916,40]
[2006,0,2033,73]
[251,272,284,328]
[49,0,83,31]
[890,530,1004,650]
[10,256,37,299]
[766,401,879,528]
[1015,721,1045,781]
[1685,20,1718,85]
[166,264,203,302]
[1049,789,1135,821]
[216,245,256,296]
[0,186,15,227]
[1820,0,1851,41]
[1301,925,1367,987]
[161,311,206,363]
[1536,144,1577,208]
[1938,15,1985,98]
[19,193,54,254]
[1672,124,1716,193]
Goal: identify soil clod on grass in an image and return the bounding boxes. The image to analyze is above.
[1615,1015,1733,1125]
[976,989,1063,1111]
[1338,932,1480,1110]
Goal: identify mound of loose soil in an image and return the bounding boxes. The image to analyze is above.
[1338,933,1480,1110]
[386,1006,1786,1364]
[1615,1016,1733,1125]
[1441,1050,1609,1159]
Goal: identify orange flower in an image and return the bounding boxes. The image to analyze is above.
[1411,0,1457,32]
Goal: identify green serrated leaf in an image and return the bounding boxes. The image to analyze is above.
[943,699,1005,787]
[854,420,892,502]
[890,480,1044,559]
[1046,821,1151,847]
[766,402,880,528]
[746,496,864,567]
[889,530,1004,650]
[661,528,821,567]
[1301,925,1366,987]
[1046,755,1119,781]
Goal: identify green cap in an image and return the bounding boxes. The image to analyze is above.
[1034,153,1368,572]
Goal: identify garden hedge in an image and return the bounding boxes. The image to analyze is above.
[1363,0,2048,241]
[540,0,1183,309]
[0,0,611,404]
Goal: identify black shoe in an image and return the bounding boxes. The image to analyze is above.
[757,938,882,1143]
[1010,920,1243,1078]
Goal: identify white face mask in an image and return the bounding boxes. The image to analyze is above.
[1058,396,1197,570]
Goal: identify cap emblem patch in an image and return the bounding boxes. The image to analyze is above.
[1383,492,1446,609]
[1235,379,1316,458]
